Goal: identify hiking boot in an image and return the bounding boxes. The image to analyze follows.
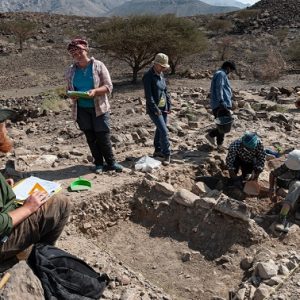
[105,163,123,172]
[94,165,104,174]
[275,215,289,233]
[153,151,164,158]
[162,155,171,166]
[205,133,216,146]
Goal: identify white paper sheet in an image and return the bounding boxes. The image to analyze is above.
[12,176,61,201]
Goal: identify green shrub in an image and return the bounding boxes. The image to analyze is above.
[41,88,69,111]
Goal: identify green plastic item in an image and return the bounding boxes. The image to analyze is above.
[67,91,92,99]
[70,177,92,191]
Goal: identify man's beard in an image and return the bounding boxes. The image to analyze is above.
[0,132,13,153]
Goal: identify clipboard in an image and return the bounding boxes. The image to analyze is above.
[67,91,92,99]
[12,176,62,202]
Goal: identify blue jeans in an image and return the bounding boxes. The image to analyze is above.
[149,112,170,156]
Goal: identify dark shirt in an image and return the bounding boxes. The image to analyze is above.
[271,164,300,180]
[226,139,266,171]
[142,67,171,114]
[0,173,17,238]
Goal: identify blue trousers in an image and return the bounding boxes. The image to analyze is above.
[149,112,170,156]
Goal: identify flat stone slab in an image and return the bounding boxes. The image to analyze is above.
[215,195,251,222]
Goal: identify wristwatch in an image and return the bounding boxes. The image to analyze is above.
[0,235,8,245]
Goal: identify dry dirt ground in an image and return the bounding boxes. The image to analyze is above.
[0,45,299,299]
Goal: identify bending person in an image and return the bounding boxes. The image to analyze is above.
[206,61,236,150]
[269,149,300,232]
[226,132,266,182]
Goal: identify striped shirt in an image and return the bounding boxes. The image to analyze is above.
[226,139,266,171]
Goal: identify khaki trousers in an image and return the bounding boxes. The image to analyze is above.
[0,195,71,262]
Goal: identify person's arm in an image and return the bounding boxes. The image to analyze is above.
[214,72,226,108]
[8,191,48,227]
[143,72,160,115]
[165,79,171,112]
[88,62,113,97]
[226,143,238,178]
[268,171,277,200]
[253,143,266,180]
[88,86,109,97]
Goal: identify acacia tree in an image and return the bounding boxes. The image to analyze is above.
[0,20,37,52]
[94,16,163,83]
[159,16,207,74]
[94,15,207,82]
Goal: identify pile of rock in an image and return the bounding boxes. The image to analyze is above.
[232,249,300,300]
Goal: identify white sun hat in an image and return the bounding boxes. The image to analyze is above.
[153,53,170,68]
[285,149,300,171]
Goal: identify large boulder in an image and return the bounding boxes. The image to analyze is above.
[0,261,44,300]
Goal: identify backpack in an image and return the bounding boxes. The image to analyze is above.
[28,243,110,300]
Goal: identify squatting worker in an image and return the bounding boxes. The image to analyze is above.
[269,149,300,233]
[226,132,266,181]
[206,61,236,150]
[142,53,172,166]
[0,109,71,269]
[65,38,122,174]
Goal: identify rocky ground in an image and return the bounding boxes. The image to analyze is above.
[0,7,299,300]
[0,68,299,300]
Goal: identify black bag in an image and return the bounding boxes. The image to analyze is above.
[28,243,110,300]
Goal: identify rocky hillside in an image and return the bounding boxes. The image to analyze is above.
[0,0,241,17]
[108,0,240,17]
[0,0,129,17]
[252,0,300,27]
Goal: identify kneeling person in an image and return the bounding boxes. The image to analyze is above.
[269,149,300,232]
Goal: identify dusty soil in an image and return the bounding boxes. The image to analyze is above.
[0,11,299,298]
[0,67,299,300]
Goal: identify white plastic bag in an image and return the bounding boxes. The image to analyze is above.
[135,155,161,173]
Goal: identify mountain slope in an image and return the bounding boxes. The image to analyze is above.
[0,0,130,17]
[108,0,240,17]
[252,0,300,25]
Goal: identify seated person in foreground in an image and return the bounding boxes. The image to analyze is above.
[0,109,71,269]
[269,149,300,233]
[226,132,266,182]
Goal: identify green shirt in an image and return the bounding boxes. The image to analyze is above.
[0,173,17,237]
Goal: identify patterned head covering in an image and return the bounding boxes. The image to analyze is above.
[67,38,89,53]
[241,132,259,149]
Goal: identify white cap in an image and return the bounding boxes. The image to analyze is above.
[285,149,300,170]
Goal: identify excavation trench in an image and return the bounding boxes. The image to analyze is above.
[70,179,267,300]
